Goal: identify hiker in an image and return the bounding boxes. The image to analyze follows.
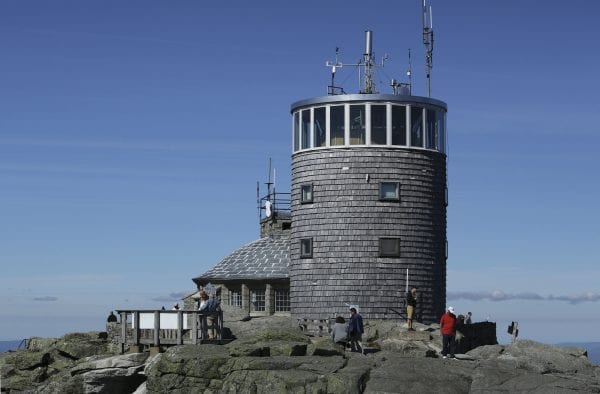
[347,307,364,353]
[465,312,472,324]
[440,306,457,359]
[331,316,348,350]
[406,288,417,331]
[199,293,221,339]
[198,291,209,310]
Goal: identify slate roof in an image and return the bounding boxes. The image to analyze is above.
[193,235,290,283]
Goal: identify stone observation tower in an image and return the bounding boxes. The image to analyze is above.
[289,26,447,324]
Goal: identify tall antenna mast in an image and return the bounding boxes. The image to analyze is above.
[362,30,375,94]
[422,0,434,97]
[265,158,273,199]
[407,48,413,95]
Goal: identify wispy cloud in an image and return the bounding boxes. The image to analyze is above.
[448,290,600,305]
[0,137,283,154]
[151,291,189,303]
[32,296,58,302]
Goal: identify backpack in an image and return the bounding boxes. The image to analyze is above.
[204,298,221,313]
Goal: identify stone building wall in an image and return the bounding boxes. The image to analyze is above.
[290,147,446,323]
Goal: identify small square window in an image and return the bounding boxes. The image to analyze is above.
[300,238,313,258]
[380,182,400,201]
[379,238,400,257]
[301,184,313,203]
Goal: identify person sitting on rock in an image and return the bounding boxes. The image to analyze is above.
[331,316,348,350]
[440,306,457,359]
[347,307,364,354]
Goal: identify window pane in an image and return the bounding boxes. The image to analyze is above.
[230,289,241,307]
[426,108,437,149]
[301,184,313,203]
[379,238,400,257]
[275,289,290,312]
[350,105,366,145]
[371,105,387,145]
[251,289,265,312]
[313,107,326,147]
[380,182,399,200]
[300,238,312,258]
[391,106,407,145]
[437,111,446,153]
[411,106,423,147]
[330,105,345,146]
[293,112,300,151]
[301,110,311,149]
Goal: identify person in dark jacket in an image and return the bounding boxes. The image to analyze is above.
[440,306,457,358]
[347,307,364,353]
[199,294,221,339]
[406,288,417,331]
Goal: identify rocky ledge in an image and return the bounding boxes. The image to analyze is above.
[1,317,598,393]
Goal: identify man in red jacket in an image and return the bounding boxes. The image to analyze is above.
[440,306,457,359]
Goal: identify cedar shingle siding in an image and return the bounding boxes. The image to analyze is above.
[290,148,447,323]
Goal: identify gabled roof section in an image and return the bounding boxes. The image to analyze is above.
[193,234,290,284]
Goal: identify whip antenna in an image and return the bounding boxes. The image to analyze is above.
[422,0,434,97]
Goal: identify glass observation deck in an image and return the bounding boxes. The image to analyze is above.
[291,94,447,154]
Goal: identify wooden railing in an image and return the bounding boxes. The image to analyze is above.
[115,309,223,351]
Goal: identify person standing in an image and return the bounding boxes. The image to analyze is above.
[440,306,457,359]
[465,311,472,324]
[406,288,418,331]
[199,293,221,339]
[347,307,364,353]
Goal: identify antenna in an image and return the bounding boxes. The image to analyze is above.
[265,158,273,199]
[422,0,434,97]
[407,48,413,95]
[325,47,345,95]
[256,180,260,222]
[362,30,375,94]
[325,31,386,95]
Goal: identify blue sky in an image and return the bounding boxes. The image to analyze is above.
[1,1,599,344]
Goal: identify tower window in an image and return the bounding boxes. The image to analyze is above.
[314,107,326,148]
[411,106,424,147]
[293,112,300,151]
[437,110,446,153]
[330,105,345,146]
[379,237,401,257]
[426,108,437,149]
[300,238,313,258]
[301,110,311,149]
[379,182,400,201]
[371,104,387,145]
[392,105,407,145]
[350,105,366,145]
[301,184,313,204]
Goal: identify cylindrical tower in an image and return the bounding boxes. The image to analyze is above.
[289,93,447,324]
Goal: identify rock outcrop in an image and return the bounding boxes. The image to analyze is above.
[2,317,599,393]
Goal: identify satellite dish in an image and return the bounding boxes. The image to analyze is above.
[265,200,272,218]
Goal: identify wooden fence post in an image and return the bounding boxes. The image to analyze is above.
[177,311,184,345]
[191,311,198,345]
[153,311,160,347]
[120,311,127,354]
[133,311,140,347]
